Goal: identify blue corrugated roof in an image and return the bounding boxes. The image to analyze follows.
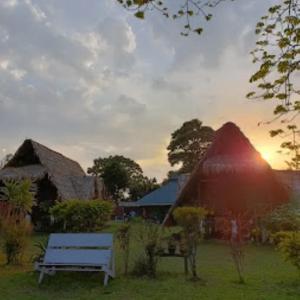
[136,175,189,207]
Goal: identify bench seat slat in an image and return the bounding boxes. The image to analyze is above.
[48,233,113,248]
[44,249,111,266]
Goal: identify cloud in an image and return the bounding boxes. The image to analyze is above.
[0,0,284,181]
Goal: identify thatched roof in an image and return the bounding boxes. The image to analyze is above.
[164,122,289,223]
[0,165,46,180]
[0,139,103,200]
[201,122,269,175]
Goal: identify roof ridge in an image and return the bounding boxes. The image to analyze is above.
[29,139,85,173]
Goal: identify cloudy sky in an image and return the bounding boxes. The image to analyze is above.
[0,0,287,181]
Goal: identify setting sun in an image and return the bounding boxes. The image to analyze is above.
[260,150,273,163]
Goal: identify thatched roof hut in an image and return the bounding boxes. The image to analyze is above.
[164,122,289,224]
[0,139,105,229]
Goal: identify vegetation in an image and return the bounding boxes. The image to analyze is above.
[87,155,158,201]
[275,231,300,274]
[117,223,131,275]
[167,119,214,174]
[50,199,114,232]
[0,223,299,299]
[0,180,34,264]
[0,179,34,216]
[263,203,300,234]
[173,206,207,280]
[1,216,32,265]
[133,220,162,278]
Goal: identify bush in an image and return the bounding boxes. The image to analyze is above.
[1,216,32,264]
[275,231,300,273]
[173,206,207,280]
[133,220,161,278]
[0,179,34,215]
[263,203,300,234]
[117,223,131,275]
[50,199,114,232]
[132,255,151,277]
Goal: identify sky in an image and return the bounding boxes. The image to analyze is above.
[0,0,289,181]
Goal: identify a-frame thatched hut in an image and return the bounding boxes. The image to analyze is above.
[0,139,105,229]
[164,122,289,229]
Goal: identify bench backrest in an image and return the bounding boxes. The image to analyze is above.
[47,233,113,249]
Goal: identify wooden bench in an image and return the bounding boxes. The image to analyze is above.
[36,233,115,286]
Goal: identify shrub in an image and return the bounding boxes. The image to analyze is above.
[0,179,34,216]
[173,206,207,280]
[275,231,300,273]
[263,203,300,234]
[117,223,131,275]
[50,199,114,232]
[1,216,32,264]
[133,220,161,278]
[132,255,150,277]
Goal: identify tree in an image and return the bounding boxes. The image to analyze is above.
[129,176,159,201]
[167,119,214,173]
[117,0,229,36]
[87,155,158,201]
[270,124,300,170]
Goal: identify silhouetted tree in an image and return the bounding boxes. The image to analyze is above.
[167,119,214,173]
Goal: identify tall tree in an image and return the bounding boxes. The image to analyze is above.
[167,119,214,173]
[87,155,158,201]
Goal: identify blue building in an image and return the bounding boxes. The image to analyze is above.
[119,174,189,222]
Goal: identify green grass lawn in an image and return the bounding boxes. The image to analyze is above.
[0,222,299,300]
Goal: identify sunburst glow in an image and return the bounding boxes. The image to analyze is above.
[260,149,273,164]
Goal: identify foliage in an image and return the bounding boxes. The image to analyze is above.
[0,179,34,215]
[129,176,159,201]
[117,223,131,275]
[32,238,48,263]
[87,155,158,201]
[50,199,114,232]
[1,216,32,264]
[134,220,162,277]
[173,206,207,279]
[117,0,229,36]
[0,238,299,299]
[270,124,300,170]
[167,119,214,173]
[275,231,300,273]
[247,0,300,167]
[263,203,300,234]
[248,0,300,118]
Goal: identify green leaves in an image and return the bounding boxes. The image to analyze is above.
[50,199,114,232]
[167,119,214,173]
[0,179,34,214]
[134,11,145,19]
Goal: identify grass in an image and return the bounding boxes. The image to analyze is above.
[0,222,299,300]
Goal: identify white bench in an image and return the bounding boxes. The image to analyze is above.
[36,233,115,286]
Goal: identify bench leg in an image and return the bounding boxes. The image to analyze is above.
[38,269,45,284]
[103,272,109,286]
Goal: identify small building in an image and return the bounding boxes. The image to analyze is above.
[0,139,105,229]
[164,122,290,229]
[119,175,189,222]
